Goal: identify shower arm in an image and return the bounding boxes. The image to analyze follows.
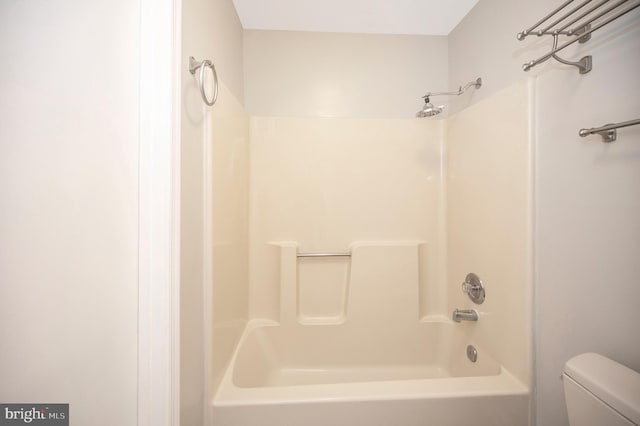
[421,78,482,99]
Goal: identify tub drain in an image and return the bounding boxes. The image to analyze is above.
[466,345,478,363]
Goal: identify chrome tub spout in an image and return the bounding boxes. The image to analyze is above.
[452,309,478,322]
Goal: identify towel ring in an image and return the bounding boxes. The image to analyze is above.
[189,56,218,106]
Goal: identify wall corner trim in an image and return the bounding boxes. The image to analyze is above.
[138,0,182,425]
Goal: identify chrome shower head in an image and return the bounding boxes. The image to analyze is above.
[416,77,481,118]
[416,96,444,118]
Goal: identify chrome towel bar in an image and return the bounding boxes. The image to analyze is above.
[579,118,640,142]
[189,56,218,106]
[297,253,351,258]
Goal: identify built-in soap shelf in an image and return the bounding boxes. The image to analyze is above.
[296,250,351,325]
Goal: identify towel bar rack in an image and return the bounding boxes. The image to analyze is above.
[518,0,640,74]
[297,253,351,258]
[579,118,640,142]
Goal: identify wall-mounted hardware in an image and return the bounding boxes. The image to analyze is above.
[579,118,640,143]
[189,56,218,106]
[416,78,482,118]
[517,0,640,74]
[467,345,478,363]
[452,309,479,322]
[462,272,485,304]
[297,252,351,258]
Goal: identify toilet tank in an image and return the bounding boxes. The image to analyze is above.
[563,353,640,426]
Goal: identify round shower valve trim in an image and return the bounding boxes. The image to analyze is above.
[462,272,485,305]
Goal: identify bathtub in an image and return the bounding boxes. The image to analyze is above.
[211,319,529,426]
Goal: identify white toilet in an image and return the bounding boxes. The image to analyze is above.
[563,352,640,426]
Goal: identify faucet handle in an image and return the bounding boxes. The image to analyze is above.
[461,280,477,293]
[461,273,485,305]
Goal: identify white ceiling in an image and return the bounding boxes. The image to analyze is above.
[232,0,480,36]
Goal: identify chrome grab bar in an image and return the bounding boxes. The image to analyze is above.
[189,56,218,106]
[297,253,351,258]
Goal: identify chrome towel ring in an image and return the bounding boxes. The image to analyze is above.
[189,56,218,106]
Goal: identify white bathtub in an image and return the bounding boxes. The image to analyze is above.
[211,319,530,426]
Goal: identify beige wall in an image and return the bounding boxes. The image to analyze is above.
[248,117,445,320]
[210,0,245,103]
[446,79,533,387]
[447,0,550,115]
[534,14,640,425]
[243,30,448,118]
[0,1,139,425]
[180,0,248,424]
[183,0,245,102]
[451,1,640,425]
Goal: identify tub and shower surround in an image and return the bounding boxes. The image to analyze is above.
[209,80,533,426]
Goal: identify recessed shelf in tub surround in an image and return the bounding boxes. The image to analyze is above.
[270,241,436,327]
[297,253,350,325]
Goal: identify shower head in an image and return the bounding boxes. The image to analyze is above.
[416,77,482,118]
[416,96,444,118]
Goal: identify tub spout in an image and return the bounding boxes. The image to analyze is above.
[452,309,478,322]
